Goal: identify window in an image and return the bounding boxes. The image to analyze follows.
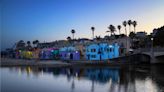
[91,55,96,58]
[110,48,112,52]
[91,49,96,52]
[107,48,109,52]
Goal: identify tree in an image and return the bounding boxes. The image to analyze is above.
[123,21,127,36]
[67,36,71,43]
[123,21,128,52]
[91,26,95,39]
[154,26,164,46]
[33,40,36,47]
[128,20,132,34]
[95,36,101,41]
[108,25,116,36]
[26,41,32,50]
[71,29,75,40]
[129,32,136,39]
[35,40,39,47]
[27,41,31,46]
[67,36,71,40]
[132,21,137,33]
[117,25,121,35]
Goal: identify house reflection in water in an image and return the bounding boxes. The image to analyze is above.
[10,66,164,92]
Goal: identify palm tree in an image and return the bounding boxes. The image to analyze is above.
[117,25,121,35]
[123,21,127,36]
[67,36,71,43]
[35,40,39,47]
[132,21,137,33]
[67,36,71,40]
[91,27,95,39]
[71,29,75,40]
[27,41,31,46]
[33,40,36,47]
[108,25,116,36]
[128,20,132,35]
[27,41,31,50]
[123,21,128,53]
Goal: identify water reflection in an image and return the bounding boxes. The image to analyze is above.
[1,65,164,92]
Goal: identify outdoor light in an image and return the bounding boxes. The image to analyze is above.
[151,37,154,41]
[76,51,78,53]
[109,45,113,48]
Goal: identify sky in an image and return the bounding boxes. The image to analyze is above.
[1,0,164,50]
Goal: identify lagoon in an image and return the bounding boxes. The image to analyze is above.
[1,65,164,92]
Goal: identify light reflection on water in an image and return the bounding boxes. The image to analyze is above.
[1,66,164,92]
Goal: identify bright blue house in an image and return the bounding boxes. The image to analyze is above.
[85,43,119,61]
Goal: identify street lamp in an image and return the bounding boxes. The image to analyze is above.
[151,37,154,57]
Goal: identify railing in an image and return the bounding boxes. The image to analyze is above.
[134,47,164,53]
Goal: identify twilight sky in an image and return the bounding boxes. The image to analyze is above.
[1,0,164,50]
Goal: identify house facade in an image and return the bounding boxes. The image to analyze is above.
[40,48,59,60]
[85,43,119,61]
[59,46,80,60]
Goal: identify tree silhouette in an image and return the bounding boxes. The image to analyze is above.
[128,20,132,34]
[27,41,31,46]
[91,26,95,39]
[123,21,127,36]
[132,21,137,33]
[71,29,75,40]
[108,25,116,36]
[117,25,121,35]
[123,21,128,52]
[67,36,71,44]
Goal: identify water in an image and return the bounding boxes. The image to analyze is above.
[1,65,164,92]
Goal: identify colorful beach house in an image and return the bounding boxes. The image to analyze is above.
[40,48,59,60]
[85,43,119,61]
[59,46,80,60]
[32,48,41,59]
[19,51,33,59]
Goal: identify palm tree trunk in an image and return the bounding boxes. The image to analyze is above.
[92,31,94,39]
[73,34,74,40]
[129,26,131,35]
[119,29,121,35]
[125,27,128,53]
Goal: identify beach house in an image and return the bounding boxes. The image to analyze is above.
[40,48,59,60]
[59,46,80,60]
[85,43,119,61]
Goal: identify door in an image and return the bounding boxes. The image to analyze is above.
[70,53,73,60]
